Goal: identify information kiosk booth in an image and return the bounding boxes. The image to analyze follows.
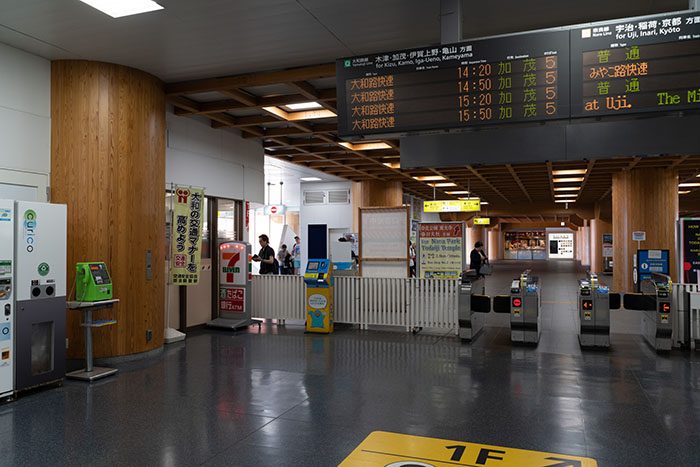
[304,259,334,333]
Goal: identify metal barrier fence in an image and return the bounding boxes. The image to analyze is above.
[251,275,459,332]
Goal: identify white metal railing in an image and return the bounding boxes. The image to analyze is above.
[251,275,459,332]
[251,275,305,321]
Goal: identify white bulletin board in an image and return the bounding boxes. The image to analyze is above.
[359,207,409,277]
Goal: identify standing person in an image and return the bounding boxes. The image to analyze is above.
[277,244,289,274]
[291,236,302,274]
[470,241,488,278]
[409,242,417,277]
[252,234,277,275]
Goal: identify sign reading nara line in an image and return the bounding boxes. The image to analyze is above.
[418,222,465,280]
[170,186,204,285]
[337,29,569,138]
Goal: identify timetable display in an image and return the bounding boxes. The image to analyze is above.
[571,12,700,117]
[337,30,570,138]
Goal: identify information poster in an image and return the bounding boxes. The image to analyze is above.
[418,222,464,279]
[681,218,700,284]
[548,232,574,259]
[170,186,204,285]
[602,233,613,257]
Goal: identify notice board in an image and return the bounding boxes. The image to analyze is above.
[359,207,409,277]
[418,222,465,279]
[680,218,700,284]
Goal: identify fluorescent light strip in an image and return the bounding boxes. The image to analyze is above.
[383,162,400,169]
[79,0,163,18]
[554,194,577,198]
[552,169,587,176]
[340,141,392,151]
[300,177,322,182]
[679,182,700,187]
[287,102,322,110]
[553,177,585,183]
[553,186,581,192]
[679,190,691,195]
[430,183,457,187]
[413,175,445,181]
[555,200,574,203]
[445,191,470,195]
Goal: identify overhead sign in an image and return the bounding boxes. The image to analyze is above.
[473,217,491,225]
[680,218,700,284]
[418,222,464,280]
[632,231,646,241]
[264,204,287,215]
[337,30,569,138]
[340,431,597,467]
[170,186,204,285]
[571,12,700,118]
[424,199,480,213]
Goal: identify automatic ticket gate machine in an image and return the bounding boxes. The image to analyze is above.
[639,273,673,351]
[509,270,541,344]
[458,270,491,342]
[577,273,612,348]
[304,259,334,333]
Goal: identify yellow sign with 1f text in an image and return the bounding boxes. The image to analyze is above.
[340,431,597,467]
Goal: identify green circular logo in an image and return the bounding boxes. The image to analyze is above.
[38,262,49,276]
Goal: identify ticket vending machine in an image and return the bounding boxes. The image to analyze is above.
[304,259,333,333]
[208,241,254,330]
[0,200,67,395]
[509,270,541,344]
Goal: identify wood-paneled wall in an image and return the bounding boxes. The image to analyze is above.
[359,180,403,207]
[612,168,678,292]
[590,218,612,274]
[51,60,165,358]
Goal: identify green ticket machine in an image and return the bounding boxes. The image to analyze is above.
[76,262,113,302]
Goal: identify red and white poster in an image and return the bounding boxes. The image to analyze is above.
[220,287,245,313]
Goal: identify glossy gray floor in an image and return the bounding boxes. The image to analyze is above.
[1,260,699,466]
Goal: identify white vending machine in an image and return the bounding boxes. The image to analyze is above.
[0,200,67,395]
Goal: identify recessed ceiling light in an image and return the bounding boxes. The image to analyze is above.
[300,177,322,182]
[553,186,581,191]
[555,200,574,203]
[552,169,587,176]
[553,177,585,183]
[413,175,446,181]
[458,197,480,200]
[554,194,577,198]
[287,102,322,110]
[446,191,470,195]
[430,183,457,187]
[480,201,489,205]
[383,162,400,169]
[560,221,566,226]
[340,141,392,151]
[79,0,163,18]
[679,182,700,187]
[679,190,691,194]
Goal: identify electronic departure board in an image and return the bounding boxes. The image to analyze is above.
[571,12,700,117]
[337,30,570,138]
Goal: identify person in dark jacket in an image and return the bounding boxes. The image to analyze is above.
[252,234,276,274]
[469,241,488,277]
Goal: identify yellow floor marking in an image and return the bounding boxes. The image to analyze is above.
[340,431,597,467]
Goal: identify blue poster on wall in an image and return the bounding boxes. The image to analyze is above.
[637,249,669,289]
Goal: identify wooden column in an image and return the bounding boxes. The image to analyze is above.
[51,60,165,358]
[487,228,503,260]
[358,180,403,207]
[612,168,678,292]
[590,218,612,274]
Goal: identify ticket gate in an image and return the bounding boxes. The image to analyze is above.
[577,273,612,348]
[509,270,541,344]
[457,270,491,342]
[639,273,673,351]
[304,259,334,333]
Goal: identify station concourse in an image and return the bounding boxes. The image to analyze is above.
[0,1,700,466]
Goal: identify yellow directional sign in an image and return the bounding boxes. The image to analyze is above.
[340,431,597,467]
[473,217,491,225]
[424,199,480,213]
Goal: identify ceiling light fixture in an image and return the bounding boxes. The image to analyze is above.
[553,177,585,183]
[79,0,163,18]
[555,199,574,203]
[679,182,700,187]
[383,162,401,169]
[287,102,323,110]
[553,186,581,192]
[413,175,446,181]
[679,190,691,194]
[300,177,322,182]
[446,191,470,195]
[552,169,587,176]
[430,183,457,187]
[339,141,392,151]
[554,194,577,198]
[480,201,489,205]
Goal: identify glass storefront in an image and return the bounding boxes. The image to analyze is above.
[504,230,547,260]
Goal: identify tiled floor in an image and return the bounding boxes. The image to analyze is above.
[1,260,699,466]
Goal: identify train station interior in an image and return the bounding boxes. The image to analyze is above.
[0,1,700,466]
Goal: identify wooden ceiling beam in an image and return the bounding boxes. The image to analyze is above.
[467,165,510,203]
[165,63,336,95]
[506,164,532,202]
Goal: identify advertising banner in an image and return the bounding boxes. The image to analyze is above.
[418,222,464,279]
[170,186,204,285]
[680,218,700,284]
